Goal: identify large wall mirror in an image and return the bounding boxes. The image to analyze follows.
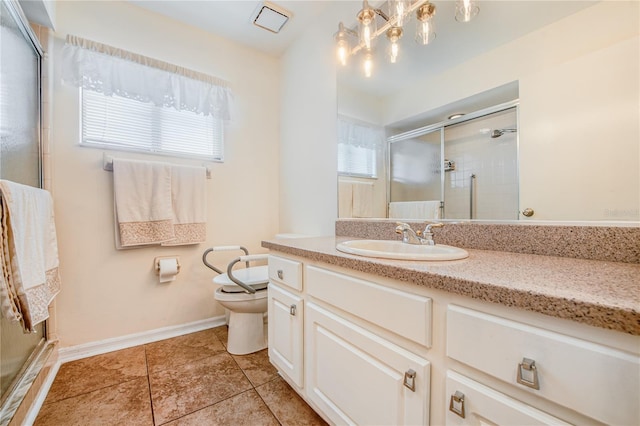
[337,0,639,222]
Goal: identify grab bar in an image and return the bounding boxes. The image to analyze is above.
[103,154,212,179]
[227,254,269,294]
[470,174,476,219]
[202,246,249,274]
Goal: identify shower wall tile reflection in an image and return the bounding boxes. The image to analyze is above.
[444,108,519,220]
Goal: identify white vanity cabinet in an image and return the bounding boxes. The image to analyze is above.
[304,265,432,425]
[445,371,570,425]
[268,256,304,388]
[446,304,640,425]
[266,252,640,426]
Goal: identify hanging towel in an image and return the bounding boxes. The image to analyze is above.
[161,165,207,246]
[113,158,174,248]
[0,180,61,333]
[352,182,374,218]
[338,181,353,218]
[389,200,441,219]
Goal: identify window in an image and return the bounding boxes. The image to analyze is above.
[62,34,232,162]
[81,89,224,161]
[337,116,383,178]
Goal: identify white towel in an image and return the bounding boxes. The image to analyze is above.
[161,165,207,246]
[338,181,353,218]
[352,182,374,218]
[0,180,61,332]
[389,200,441,219]
[113,159,174,248]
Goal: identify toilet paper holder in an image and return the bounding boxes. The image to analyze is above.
[154,256,181,274]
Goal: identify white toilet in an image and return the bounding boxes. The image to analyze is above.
[213,265,269,355]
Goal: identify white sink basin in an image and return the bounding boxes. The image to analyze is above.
[336,239,469,261]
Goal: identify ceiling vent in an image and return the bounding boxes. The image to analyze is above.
[252,2,291,34]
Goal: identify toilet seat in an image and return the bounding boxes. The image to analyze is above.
[214,286,267,301]
[213,265,269,293]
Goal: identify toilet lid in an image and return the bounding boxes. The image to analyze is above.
[213,265,269,293]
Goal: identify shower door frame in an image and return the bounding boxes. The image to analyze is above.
[386,100,520,220]
[0,0,52,424]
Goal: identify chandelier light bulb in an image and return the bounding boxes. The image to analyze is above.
[363,50,373,78]
[390,0,410,27]
[415,2,436,46]
[386,26,403,64]
[337,39,349,66]
[358,1,377,49]
[455,0,479,23]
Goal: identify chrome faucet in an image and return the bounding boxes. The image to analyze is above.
[395,222,444,245]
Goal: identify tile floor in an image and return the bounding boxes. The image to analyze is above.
[34,326,327,425]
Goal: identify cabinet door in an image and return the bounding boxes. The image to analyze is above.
[306,302,430,426]
[445,371,570,425]
[268,284,304,388]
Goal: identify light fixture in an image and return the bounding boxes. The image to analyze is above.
[363,49,374,78]
[335,22,356,66]
[335,0,480,77]
[455,0,479,23]
[448,113,465,120]
[415,2,436,45]
[389,0,411,28]
[358,0,378,49]
[386,26,403,63]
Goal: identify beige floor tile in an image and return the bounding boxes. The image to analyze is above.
[34,377,153,426]
[149,352,252,425]
[232,349,278,387]
[256,377,327,426]
[145,328,225,373]
[164,389,279,426]
[44,346,147,403]
[211,325,228,349]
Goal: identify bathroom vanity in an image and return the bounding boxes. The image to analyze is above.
[263,232,640,426]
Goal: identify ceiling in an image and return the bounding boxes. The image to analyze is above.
[129,1,597,96]
[128,0,332,56]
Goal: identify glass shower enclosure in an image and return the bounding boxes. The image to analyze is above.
[0,0,46,419]
[388,102,519,221]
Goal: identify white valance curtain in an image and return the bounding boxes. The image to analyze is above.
[337,115,384,178]
[337,115,384,150]
[62,35,232,119]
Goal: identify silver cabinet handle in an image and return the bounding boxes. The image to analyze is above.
[449,391,465,418]
[290,304,296,316]
[403,369,416,392]
[277,269,284,280]
[517,357,540,389]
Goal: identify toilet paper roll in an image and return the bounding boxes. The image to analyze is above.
[159,258,178,283]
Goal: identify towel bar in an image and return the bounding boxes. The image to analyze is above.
[103,154,212,179]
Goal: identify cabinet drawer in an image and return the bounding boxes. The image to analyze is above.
[447,305,640,425]
[306,265,432,347]
[306,302,430,426]
[268,255,302,291]
[445,370,569,425]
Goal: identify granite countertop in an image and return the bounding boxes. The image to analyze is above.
[262,236,640,336]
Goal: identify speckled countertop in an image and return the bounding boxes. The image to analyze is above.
[262,236,640,336]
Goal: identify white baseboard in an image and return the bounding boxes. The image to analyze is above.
[24,316,226,425]
[58,315,226,363]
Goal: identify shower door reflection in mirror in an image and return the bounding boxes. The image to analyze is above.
[388,106,518,221]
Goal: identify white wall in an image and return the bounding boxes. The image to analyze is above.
[279,7,339,236]
[50,1,280,346]
[385,1,639,221]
